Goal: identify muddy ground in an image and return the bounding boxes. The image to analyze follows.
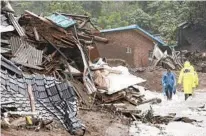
[2,68,206,136]
[1,110,129,136]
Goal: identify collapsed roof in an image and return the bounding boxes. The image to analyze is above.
[0,1,108,134]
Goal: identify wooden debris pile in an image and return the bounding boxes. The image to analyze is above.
[2,10,108,78]
[150,44,183,70]
[1,8,110,96]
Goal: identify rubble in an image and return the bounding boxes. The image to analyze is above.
[150,44,183,70]
[0,68,85,134]
[91,58,146,94]
[151,44,206,72]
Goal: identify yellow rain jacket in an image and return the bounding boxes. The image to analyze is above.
[178,61,194,94]
[190,65,199,88]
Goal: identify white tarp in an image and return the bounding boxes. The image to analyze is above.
[64,65,81,75]
[106,66,146,94]
[0,25,14,33]
[91,59,146,95]
[152,44,164,60]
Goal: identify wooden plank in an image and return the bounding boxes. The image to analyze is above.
[28,84,35,113]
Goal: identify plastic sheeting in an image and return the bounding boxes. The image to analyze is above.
[0,25,14,33]
[106,66,146,94]
[91,59,146,95]
[47,13,76,28]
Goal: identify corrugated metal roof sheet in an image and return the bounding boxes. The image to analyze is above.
[7,13,25,37]
[11,40,43,66]
[100,25,166,46]
[0,68,84,133]
[9,36,24,54]
[0,47,11,53]
[1,55,22,76]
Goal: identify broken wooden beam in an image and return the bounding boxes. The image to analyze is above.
[139,98,162,105]
[28,84,36,113]
[60,13,89,19]
[33,27,39,41]
[79,19,89,28]
[78,33,108,43]
[52,35,75,48]
[1,101,15,105]
[78,33,92,40]
[25,10,67,34]
[102,91,126,103]
[79,39,93,45]
[8,111,39,116]
[93,35,108,43]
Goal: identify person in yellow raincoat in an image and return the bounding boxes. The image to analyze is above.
[190,65,199,94]
[178,61,194,100]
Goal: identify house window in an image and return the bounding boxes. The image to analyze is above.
[126,47,132,54]
[148,50,153,58]
[148,50,153,61]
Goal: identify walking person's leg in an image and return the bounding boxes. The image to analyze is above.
[169,86,173,100]
[170,89,173,100]
[165,87,169,100]
[185,94,189,101]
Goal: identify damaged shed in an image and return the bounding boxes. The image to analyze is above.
[176,21,206,52]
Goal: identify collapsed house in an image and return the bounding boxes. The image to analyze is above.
[0,1,109,134]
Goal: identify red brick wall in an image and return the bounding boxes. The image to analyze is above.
[96,30,154,67]
[89,45,100,62]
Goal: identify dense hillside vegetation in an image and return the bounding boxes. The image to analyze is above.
[11,1,206,44]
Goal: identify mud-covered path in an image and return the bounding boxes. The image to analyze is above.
[130,91,206,136]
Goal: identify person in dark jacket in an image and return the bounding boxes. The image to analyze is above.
[162,68,176,100]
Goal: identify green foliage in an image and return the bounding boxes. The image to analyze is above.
[127,8,152,30]
[46,1,86,15]
[10,1,206,44]
[11,1,49,15]
[97,12,129,29]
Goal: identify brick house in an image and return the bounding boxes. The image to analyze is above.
[92,25,166,67]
